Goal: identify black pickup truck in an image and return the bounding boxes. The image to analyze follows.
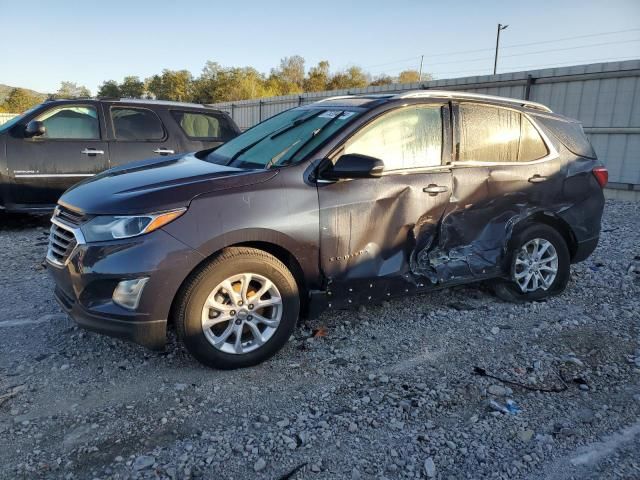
[0,98,240,212]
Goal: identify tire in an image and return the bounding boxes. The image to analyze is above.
[175,247,299,369]
[493,223,570,303]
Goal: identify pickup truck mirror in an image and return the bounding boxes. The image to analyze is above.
[323,153,384,180]
[25,120,46,138]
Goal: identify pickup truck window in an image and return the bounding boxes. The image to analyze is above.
[36,105,99,140]
[111,107,164,141]
[171,110,235,141]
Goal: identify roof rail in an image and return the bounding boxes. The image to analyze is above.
[314,93,396,103]
[394,90,552,112]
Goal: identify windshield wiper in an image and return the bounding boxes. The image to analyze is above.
[225,110,326,166]
[271,110,345,168]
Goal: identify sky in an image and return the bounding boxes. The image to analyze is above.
[1,0,639,94]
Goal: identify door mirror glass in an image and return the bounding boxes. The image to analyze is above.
[324,153,384,179]
[24,120,46,138]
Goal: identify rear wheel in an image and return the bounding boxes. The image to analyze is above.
[494,224,570,302]
[176,247,299,369]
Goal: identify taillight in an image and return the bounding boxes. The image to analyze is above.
[592,167,608,188]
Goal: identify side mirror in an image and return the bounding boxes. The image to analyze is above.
[25,120,46,138]
[324,153,384,180]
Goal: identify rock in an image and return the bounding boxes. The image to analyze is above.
[174,383,188,391]
[133,455,155,471]
[276,418,290,428]
[517,429,534,442]
[349,422,358,433]
[254,457,267,472]
[487,384,508,396]
[351,467,361,479]
[424,457,436,478]
[491,326,500,335]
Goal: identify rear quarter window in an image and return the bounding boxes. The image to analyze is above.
[171,110,236,141]
[536,116,596,159]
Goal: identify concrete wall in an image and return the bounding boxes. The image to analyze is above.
[209,60,640,193]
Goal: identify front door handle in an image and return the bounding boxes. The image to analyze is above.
[528,174,548,183]
[81,148,104,155]
[423,184,449,196]
[153,148,175,155]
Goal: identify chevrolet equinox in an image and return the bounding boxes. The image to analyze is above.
[46,91,607,369]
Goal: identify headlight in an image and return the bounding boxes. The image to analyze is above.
[80,208,186,242]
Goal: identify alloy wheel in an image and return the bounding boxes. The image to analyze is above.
[201,273,282,354]
[513,238,558,293]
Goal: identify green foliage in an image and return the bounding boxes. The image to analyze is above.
[327,66,369,90]
[120,76,145,98]
[0,88,43,113]
[369,75,394,87]
[97,80,120,98]
[304,61,330,92]
[146,70,193,101]
[55,81,91,99]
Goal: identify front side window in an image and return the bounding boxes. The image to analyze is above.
[111,107,164,141]
[36,105,99,140]
[171,110,235,141]
[457,104,548,163]
[206,108,362,169]
[343,106,443,171]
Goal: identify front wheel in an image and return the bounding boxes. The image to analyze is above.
[494,223,570,303]
[175,247,299,369]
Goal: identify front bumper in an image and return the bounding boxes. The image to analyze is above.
[47,228,205,349]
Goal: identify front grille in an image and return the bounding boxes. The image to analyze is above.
[56,205,86,227]
[46,206,85,267]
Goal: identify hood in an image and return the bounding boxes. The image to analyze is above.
[59,152,278,215]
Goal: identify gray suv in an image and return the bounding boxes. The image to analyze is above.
[46,91,607,369]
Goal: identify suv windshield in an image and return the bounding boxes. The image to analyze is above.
[206,108,361,169]
[0,104,42,133]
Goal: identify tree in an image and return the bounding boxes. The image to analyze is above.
[146,69,193,101]
[1,88,42,112]
[398,70,421,84]
[328,66,368,90]
[97,80,120,98]
[369,75,394,87]
[56,81,91,98]
[304,60,330,92]
[119,76,145,98]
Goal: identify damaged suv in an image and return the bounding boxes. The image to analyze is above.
[46,91,607,369]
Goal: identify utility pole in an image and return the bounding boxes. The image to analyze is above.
[419,55,424,81]
[493,23,509,75]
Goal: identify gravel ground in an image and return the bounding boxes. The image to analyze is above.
[0,200,639,480]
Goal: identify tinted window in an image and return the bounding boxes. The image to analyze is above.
[171,111,235,141]
[457,104,548,163]
[519,116,548,162]
[344,106,442,170]
[111,107,164,141]
[37,106,99,140]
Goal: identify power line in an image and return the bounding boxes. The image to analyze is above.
[362,27,640,69]
[432,55,640,78]
[368,38,640,74]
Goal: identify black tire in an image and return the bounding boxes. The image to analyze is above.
[493,223,570,303]
[175,247,299,369]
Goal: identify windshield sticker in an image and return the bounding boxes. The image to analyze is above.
[318,111,342,119]
[338,111,356,120]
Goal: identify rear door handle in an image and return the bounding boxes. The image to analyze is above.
[423,184,449,195]
[153,148,175,155]
[528,174,548,183]
[81,148,104,155]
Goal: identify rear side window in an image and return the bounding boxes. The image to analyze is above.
[171,110,236,141]
[457,104,548,163]
[344,105,443,170]
[36,105,99,140]
[111,107,164,141]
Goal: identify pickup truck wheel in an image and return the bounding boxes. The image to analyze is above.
[494,224,570,303]
[176,247,299,369]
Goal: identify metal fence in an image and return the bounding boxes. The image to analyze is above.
[0,113,18,125]
[209,60,640,193]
